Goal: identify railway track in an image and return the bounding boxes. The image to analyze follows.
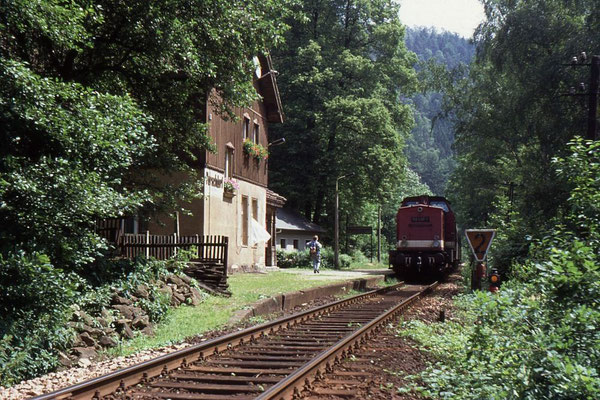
[33,281,438,400]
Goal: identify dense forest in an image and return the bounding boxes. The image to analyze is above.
[404,27,475,196]
[267,25,474,251]
[267,0,426,254]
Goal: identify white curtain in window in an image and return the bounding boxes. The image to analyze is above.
[250,218,271,246]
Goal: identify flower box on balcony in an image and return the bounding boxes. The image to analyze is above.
[243,139,269,161]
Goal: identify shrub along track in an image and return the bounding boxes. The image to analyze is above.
[32,282,438,400]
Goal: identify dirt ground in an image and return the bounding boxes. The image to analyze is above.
[302,272,464,399]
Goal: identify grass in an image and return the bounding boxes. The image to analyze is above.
[109,269,353,356]
[348,261,389,270]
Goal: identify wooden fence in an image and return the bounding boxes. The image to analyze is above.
[96,218,123,244]
[95,219,230,293]
[120,233,228,267]
[120,233,230,293]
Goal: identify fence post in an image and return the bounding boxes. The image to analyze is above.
[173,232,178,258]
[145,230,150,258]
[223,236,229,277]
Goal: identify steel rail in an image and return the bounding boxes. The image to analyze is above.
[256,281,439,400]
[31,282,404,400]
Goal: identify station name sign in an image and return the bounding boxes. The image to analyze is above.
[347,226,372,235]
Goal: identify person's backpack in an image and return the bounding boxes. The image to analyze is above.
[309,242,317,255]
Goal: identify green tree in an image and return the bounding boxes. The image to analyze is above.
[0,0,296,269]
[269,0,417,233]
[446,0,600,267]
[402,138,600,400]
[0,0,297,383]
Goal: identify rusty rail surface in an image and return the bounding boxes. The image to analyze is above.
[31,282,411,400]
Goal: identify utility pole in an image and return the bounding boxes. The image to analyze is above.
[334,179,340,269]
[377,204,381,263]
[566,52,599,141]
[334,173,353,269]
[587,55,600,141]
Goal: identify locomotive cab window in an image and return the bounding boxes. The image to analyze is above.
[430,201,449,212]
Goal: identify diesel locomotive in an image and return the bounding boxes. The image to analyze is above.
[388,195,460,279]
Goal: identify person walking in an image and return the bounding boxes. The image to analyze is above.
[308,235,322,273]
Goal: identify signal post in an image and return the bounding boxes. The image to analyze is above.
[465,229,496,291]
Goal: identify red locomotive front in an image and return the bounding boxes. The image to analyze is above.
[389,196,459,279]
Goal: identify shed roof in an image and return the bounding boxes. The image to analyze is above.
[276,208,325,233]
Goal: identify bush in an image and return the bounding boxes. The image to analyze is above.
[277,249,306,268]
[402,241,600,399]
[0,251,83,385]
[0,251,191,386]
[349,249,369,264]
[320,247,352,269]
[276,247,352,269]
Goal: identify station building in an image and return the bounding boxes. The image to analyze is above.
[146,55,286,271]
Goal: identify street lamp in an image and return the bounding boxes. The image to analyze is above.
[268,137,286,147]
[335,173,354,269]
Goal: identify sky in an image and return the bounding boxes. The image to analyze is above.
[398,0,486,38]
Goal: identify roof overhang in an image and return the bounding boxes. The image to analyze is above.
[258,54,284,124]
[267,189,287,208]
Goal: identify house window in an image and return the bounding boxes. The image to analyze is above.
[225,147,234,178]
[242,196,249,246]
[293,240,299,249]
[251,198,258,247]
[252,198,258,221]
[280,239,286,249]
[243,117,250,141]
[253,123,259,144]
[124,216,139,234]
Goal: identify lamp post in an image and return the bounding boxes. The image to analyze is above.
[268,137,286,147]
[587,55,599,141]
[335,173,354,269]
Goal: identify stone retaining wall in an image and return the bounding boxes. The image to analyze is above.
[229,275,388,323]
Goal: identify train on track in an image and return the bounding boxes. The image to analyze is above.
[389,195,460,280]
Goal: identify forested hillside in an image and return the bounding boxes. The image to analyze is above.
[404,27,475,195]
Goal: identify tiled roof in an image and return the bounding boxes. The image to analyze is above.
[266,189,287,208]
[276,208,325,233]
